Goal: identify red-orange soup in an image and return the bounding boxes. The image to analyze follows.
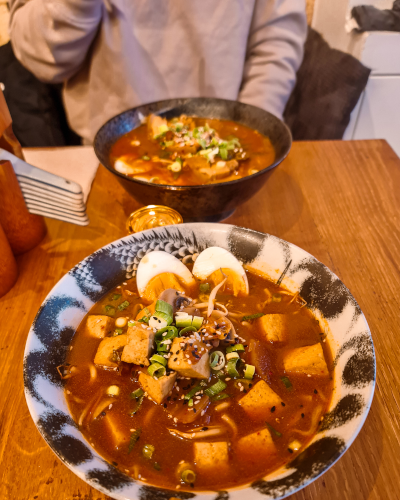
[109,115,275,186]
[65,267,333,492]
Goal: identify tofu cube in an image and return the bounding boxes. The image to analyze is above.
[258,314,287,343]
[239,380,284,420]
[168,338,210,379]
[237,428,276,461]
[121,324,155,366]
[139,371,177,404]
[194,442,229,470]
[86,315,113,339]
[283,343,329,376]
[94,335,127,368]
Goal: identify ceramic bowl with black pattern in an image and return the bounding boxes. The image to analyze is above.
[24,224,375,500]
[93,97,292,222]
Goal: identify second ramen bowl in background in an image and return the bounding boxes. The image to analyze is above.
[94,98,292,222]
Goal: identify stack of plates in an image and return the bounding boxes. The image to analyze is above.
[0,149,89,226]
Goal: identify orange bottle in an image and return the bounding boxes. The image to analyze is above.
[0,89,24,160]
[0,221,18,297]
[0,160,47,255]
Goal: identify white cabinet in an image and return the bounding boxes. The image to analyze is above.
[349,76,400,156]
[312,0,400,158]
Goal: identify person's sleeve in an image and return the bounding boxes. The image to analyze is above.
[9,0,103,83]
[238,0,307,119]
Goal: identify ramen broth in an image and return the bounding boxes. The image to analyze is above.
[110,116,275,186]
[64,266,333,492]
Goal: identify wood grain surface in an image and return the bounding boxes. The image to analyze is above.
[1,140,399,500]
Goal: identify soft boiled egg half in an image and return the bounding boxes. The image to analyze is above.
[192,247,249,296]
[136,251,196,301]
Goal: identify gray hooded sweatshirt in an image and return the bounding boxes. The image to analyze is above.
[9,0,307,142]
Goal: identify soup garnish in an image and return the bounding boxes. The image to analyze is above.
[64,247,333,491]
[110,115,275,185]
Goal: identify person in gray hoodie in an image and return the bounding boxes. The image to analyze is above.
[9,0,307,143]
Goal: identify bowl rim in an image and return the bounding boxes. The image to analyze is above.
[93,97,293,190]
[23,222,376,500]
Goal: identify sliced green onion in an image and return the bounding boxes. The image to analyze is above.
[215,370,226,379]
[211,393,230,401]
[113,328,123,336]
[181,469,196,484]
[155,299,173,317]
[142,444,155,459]
[226,352,239,360]
[226,357,240,378]
[180,326,197,336]
[156,341,169,353]
[128,428,142,453]
[104,305,116,316]
[184,384,203,400]
[111,293,121,300]
[199,283,210,293]
[155,326,178,339]
[129,395,144,415]
[219,147,228,160]
[150,354,167,366]
[142,155,150,161]
[118,300,130,311]
[242,313,265,322]
[188,398,194,407]
[128,321,135,327]
[244,364,256,380]
[147,363,166,378]
[266,422,282,438]
[154,462,161,471]
[281,376,293,390]
[204,380,227,397]
[151,311,172,326]
[210,351,225,371]
[162,328,178,339]
[226,344,245,353]
[138,316,150,324]
[130,388,144,399]
[176,315,193,328]
[192,316,204,329]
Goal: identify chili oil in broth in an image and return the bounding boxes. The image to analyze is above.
[109,117,275,186]
[65,269,334,492]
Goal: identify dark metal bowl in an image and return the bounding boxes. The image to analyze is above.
[94,98,292,222]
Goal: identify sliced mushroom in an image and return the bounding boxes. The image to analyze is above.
[158,288,194,314]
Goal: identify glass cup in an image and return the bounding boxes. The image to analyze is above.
[126,205,183,234]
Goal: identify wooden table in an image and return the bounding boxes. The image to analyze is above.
[1,140,400,500]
